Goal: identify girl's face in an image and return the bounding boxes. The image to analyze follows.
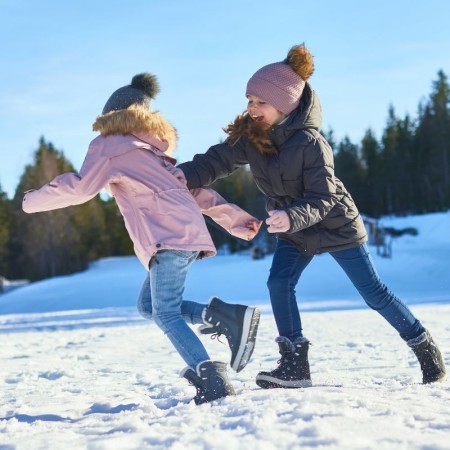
[247,95,286,126]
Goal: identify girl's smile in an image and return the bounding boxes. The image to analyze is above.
[247,95,286,126]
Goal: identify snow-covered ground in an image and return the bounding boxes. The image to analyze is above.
[0,212,449,450]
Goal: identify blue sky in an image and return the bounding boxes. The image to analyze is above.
[1,0,450,198]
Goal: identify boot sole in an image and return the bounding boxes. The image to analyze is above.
[424,371,447,384]
[231,307,260,373]
[256,374,312,389]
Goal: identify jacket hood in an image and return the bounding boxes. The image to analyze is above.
[92,105,178,155]
[284,83,322,131]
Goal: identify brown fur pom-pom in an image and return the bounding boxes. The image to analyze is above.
[284,44,314,81]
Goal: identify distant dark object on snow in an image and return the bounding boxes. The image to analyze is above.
[251,246,265,260]
[383,227,419,238]
[361,215,418,259]
[0,276,29,295]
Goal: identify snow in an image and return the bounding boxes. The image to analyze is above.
[0,212,449,450]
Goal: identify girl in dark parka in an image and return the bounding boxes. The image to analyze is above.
[178,45,447,387]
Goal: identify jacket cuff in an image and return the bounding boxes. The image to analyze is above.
[285,209,296,233]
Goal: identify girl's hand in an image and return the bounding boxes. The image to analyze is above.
[247,220,263,240]
[266,210,290,233]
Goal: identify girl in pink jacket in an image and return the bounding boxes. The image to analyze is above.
[22,73,262,405]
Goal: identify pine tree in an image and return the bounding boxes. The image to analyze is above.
[0,184,11,280]
[334,136,367,210]
[380,106,400,214]
[101,197,134,256]
[415,103,436,211]
[414,72,450,212]
[421,70,450,210]
[393,115,416,214]
[378,108,417,215]
[10,138,111,280]
[360,129,382,216]
[430,70,450,200]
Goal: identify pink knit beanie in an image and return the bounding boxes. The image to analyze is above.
[245,45,315,115]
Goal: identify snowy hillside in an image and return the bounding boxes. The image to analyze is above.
[1,211,450,316]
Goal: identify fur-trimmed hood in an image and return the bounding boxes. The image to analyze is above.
[92,105,177,155]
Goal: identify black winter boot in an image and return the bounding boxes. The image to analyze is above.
[181,360,235,405]
[256,336,312,389]
[199,297,260,372]
[408,330,447,384]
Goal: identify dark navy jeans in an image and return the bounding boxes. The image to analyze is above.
[267,239,425,342]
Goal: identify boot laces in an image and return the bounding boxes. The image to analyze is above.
[277,350,295,366]
[206,320,229,345]
[209,332,226,345]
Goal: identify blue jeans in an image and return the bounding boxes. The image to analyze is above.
[137,250,208,368]
[267,239,425,342]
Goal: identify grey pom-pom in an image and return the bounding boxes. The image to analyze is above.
[131,73,160,99]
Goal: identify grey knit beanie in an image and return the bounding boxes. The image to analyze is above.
[102,73,160,115]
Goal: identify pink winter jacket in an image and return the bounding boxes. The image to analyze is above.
[22,133,259,268]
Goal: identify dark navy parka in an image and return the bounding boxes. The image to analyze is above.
[178,83,367,255]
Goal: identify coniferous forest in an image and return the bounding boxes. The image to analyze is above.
[0,71,449,282]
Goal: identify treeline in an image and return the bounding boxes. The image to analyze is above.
[0,138,134,282]
[0,70,449,282]
[331,70,450,217]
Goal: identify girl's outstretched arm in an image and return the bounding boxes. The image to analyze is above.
[178,141,248,189]
[190,187,261,241]
[23,147,111,213]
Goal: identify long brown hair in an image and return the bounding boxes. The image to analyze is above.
[223,112,278,155]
